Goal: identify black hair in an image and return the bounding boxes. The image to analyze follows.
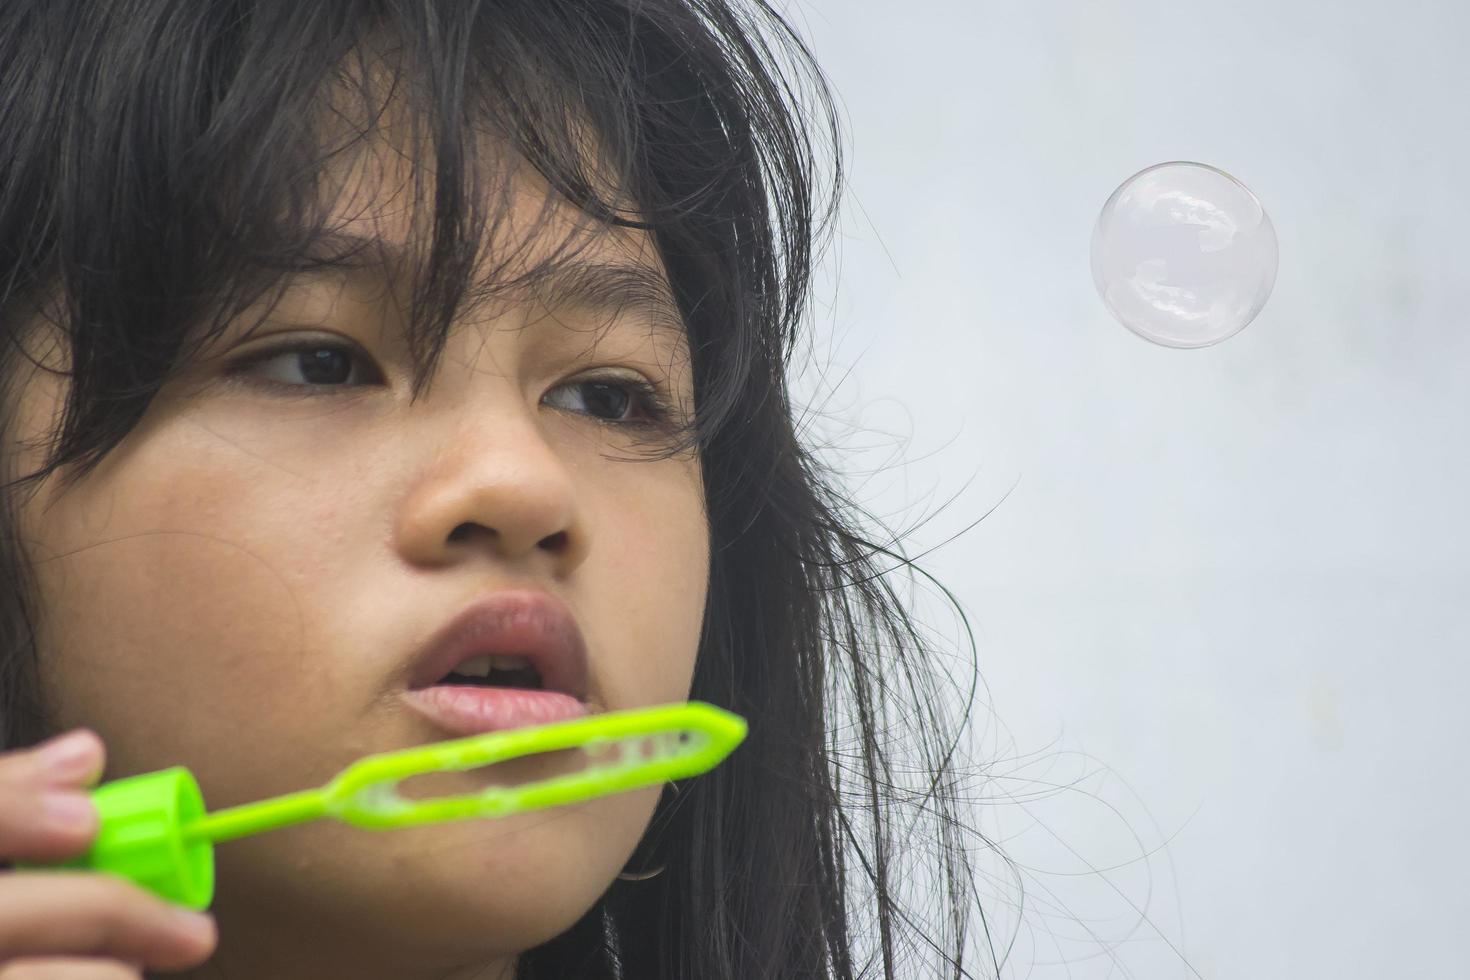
[0,1,1000,977]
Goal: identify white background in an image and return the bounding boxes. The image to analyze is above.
[789,1,1469,976]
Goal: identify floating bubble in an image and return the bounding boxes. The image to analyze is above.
[1090,161,1278,348]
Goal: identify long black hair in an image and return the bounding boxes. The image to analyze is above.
[0,1,1000,976]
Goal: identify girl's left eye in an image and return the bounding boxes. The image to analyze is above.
[222,340,679,429]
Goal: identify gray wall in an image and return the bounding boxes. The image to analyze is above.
[793,1,1468,976]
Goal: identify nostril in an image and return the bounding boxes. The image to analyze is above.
[449,523,489,543]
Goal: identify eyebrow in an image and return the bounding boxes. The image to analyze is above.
[303,231,689,348]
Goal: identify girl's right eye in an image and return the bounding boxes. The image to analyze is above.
[224,339,380,393]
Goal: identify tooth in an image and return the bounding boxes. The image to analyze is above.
[451,653,532,678]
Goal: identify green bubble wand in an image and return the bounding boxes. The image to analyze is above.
[16,701,746,910]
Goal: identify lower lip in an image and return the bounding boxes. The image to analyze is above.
[400,685,590,737]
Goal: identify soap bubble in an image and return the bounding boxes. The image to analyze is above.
[1090,161,1278,348]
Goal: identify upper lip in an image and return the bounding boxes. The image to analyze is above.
[407,589,589,701]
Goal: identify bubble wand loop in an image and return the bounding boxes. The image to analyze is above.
[16,701,747,911]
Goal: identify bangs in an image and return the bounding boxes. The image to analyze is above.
[177,13,703,452]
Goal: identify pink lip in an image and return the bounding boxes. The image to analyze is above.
[407,589,590,702]
[400,685,591,738]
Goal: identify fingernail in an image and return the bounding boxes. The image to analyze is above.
[40,791,95,831]
[169,907,216,944]
[35,730,98,779]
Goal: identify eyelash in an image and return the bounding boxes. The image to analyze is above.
[222,340,682,433]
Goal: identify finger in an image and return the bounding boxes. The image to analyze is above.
[0,956,143,979]
[0,784,98,864]
[0,731,105,792]
[0,873,215,971]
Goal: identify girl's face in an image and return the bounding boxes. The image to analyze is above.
[8,136,709,980]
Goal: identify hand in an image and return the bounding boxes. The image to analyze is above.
[0,729,216,978]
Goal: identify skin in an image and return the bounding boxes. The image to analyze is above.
[5,106,709,979]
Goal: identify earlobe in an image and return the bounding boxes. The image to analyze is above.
[614,779,679,881]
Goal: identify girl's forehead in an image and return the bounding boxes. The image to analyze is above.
[307,43,673,304]
[316,116,674,310]
[272,229,689,362]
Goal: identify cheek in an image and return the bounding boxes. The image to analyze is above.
[23,430,343,778]
[590,467,709,704]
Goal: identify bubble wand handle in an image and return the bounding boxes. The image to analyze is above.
[178,787,328,846]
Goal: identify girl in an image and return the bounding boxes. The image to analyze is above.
[0,1,990,977]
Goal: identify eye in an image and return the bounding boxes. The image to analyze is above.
[542,375,675,426]
[227,340,379,389]
[223,338,681,430]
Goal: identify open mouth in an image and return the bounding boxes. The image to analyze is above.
[402,651,590,739]
[437,653,544,691]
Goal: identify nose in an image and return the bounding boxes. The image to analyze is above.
[393,404,591,572]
